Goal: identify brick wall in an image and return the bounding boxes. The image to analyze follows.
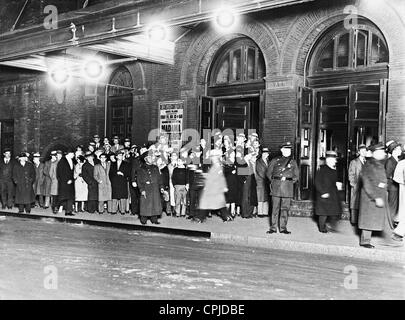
[0,0,404,157]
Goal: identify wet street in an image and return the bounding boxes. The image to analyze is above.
[0,217,404,300]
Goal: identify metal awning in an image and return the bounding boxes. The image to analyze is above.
[0,0,315,72]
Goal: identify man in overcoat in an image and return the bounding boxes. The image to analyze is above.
[109,150,131,214]
[265,142,299,234]
[348,144,367,225]
[94,153,112,214]
[385,140,401,224]
[314,151,342,233]
[82,151,98,213]
[12,153,36,213]
[137,153,164,224]
[56,149,75,216]
[32,152,45,208]
[358,143,401,248]
[0,148,15,209]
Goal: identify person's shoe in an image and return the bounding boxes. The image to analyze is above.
[1,205,6,209]
[65,212,75,217]
[152,221,161,225]
[360,244,375,249]
[186,215,193,220]
[319,229,328,233]
[18,211,24,214]
[392,233,404,242]
[280,230,291,234]
[7,206,12,210]
[193,218,203,223]
[224,216,233,222]
[266,229,277,234]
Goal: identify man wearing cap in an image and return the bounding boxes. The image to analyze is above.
[0,149,15,209]
[109,150,131,215]
[385,140,401,224]
[314,151,342,233]
[358,143,399,248]
[56,149,76,216]
[123,138,131,150]
[32,152,46,209]
[348,144,367,225]
[12,153,36,214]
[265,141,299,234]
[82,151,98,214]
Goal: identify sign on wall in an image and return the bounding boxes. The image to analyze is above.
[159,100,184,150]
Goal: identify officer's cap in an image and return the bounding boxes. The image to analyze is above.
[280,141,293,149]
[386,140,401,154]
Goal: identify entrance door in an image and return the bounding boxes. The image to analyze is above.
[216,99,251,136]
[313,82,386,202]
[316,89,349,199]
[107,96,133,138]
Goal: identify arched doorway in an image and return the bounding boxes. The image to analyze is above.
[298,18,389,201]
[199,37,266,138]
[106,66,134,139]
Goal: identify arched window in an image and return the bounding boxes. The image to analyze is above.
[308,19,388,76]
[107,67,134,138]
[209,38,265,87]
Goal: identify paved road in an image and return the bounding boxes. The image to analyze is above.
[0,217,404,300]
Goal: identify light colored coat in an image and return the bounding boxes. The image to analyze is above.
[74,163,88,201]
[348,157,365,210]
[48,160,59,196]
[94,162,112,201]
[199,163,227,210]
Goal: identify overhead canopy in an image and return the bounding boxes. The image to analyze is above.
[0,0,315,73]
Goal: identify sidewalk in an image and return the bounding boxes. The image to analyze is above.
[1,207,404,264]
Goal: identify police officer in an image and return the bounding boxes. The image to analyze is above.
[265,141,299,234]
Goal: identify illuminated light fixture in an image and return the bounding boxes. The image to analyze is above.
[214,6,238,31]
[82,58,106,81]
[147,23,168,41]
[49,65,71,87]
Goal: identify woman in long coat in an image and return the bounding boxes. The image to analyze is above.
[12,153,36,213]
[137,154,163,224]
[94,153,112,213]
[196,149,233,222]
[74,155,88,212]
[223,150,238,216]
[255,147,270,217]
[314,151,342,233]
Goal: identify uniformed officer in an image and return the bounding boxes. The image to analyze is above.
[265,141,299,234]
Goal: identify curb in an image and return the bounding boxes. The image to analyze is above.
[1,211,404,264]
[0,211,211,239]
[211,233,405,264]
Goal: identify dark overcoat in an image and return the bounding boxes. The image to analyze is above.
[266,156,299,198]
[0,159,15,182]
[385,156,399,220]
[56,157,75,201]
[223,163,238,204]
[359,158,392,231]
[314,165,342,216]
[137,163,163,217]
[255,158,269,202]
[12,162,36,204]
[109,160,130,199]
[81,161,98,201]
[33,162,45,195]
[348,157,364,210]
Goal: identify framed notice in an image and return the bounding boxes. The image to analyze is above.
[159,100,184,150]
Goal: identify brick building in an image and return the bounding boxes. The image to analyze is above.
[0,0,404,205]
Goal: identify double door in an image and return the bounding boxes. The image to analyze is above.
[298,80,387,201]
[199,96,261,139]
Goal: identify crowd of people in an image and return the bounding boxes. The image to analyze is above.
[0,132,404,247]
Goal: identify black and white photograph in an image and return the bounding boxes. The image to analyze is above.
[0,0,404,311]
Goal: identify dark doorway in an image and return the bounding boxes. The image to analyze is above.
[0,120,14,154]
